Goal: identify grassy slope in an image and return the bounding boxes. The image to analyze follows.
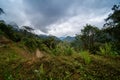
[0,43,120,80]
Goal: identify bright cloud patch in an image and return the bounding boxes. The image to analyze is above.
[47,12,109,37]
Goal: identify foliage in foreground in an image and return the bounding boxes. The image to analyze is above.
[0,45,120,80]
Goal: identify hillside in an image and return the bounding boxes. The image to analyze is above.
[0,41,120,80]
[60,36,75,42]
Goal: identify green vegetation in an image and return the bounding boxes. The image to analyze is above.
[52,42,75,56]
[80,51,91,64]
[0,3,120,80]
[0,45,120,80]
[99,43,117,56]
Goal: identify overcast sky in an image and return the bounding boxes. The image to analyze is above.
[0,0,119,37]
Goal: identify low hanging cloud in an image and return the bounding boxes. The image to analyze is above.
[0,0,119,37]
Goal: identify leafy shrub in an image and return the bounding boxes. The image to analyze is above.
[43,36,60,49]
[52,42,75,56]
[0,29,4,35]
[11,33,21,42]
[39,44,51,53]
[0,22,21,42]
[80,51,91,64]
[22,38,37,52]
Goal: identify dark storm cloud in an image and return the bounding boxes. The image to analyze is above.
[23,0,75,32]
[23,0,118,32]
[25,0,71,16]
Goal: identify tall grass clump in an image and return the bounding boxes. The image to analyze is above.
[34,64,45,80]
[99,43,117,56]
[80,51,91,64]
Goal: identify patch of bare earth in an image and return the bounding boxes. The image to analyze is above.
[35,49,44,58]
[27,49,45,65]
